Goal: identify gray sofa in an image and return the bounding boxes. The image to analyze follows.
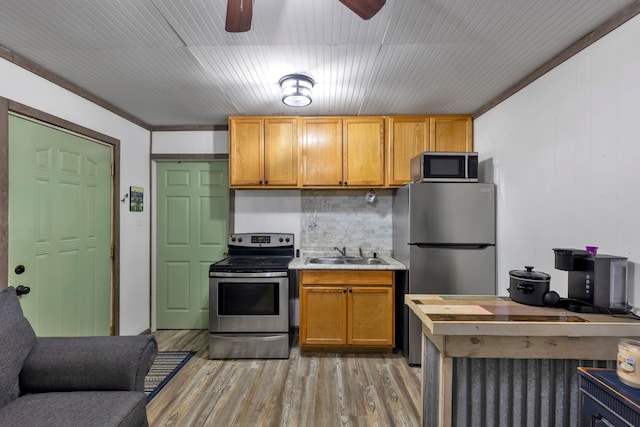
[0,286,157,426]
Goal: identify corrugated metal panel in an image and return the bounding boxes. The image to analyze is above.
[451,358,616,427]
[423,336,619,427]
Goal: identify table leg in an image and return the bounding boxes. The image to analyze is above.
[422,333,453,426]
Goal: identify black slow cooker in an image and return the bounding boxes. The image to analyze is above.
[508,266,551,306]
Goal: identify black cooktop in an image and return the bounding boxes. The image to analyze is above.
[209,233,295,273]
[209,255,293,273]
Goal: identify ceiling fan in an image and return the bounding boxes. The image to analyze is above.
[225,0,386,32]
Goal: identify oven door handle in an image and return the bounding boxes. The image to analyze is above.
[210,334,287,342]
[209,271,289,278]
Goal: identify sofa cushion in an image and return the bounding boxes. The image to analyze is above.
[0,391,149,427]
[21,335,158,393]
[0,287,37,409]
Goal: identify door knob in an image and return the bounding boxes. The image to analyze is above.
[15,285,31,296]
[14,265,25,275]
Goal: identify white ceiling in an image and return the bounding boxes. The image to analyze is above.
[0,0,637,127]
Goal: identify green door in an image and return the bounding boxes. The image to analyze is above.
[156,161,229,329]
[8,115,113,336]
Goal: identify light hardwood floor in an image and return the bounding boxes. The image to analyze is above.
[147,330,422,427]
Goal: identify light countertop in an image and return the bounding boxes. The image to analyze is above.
[288,255,406,270]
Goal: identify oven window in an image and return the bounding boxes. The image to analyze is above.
[218,282,279,315]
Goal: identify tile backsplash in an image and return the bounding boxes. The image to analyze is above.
[300,189,393,256]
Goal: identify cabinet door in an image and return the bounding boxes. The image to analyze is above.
[348,286,394,346]
[343,117,385,186]
[301,117,343,186]
[264,118,298,186]
[300,286,347,345]
[229,117,264,186]
[429,116,473,152]
[386,116,429,186]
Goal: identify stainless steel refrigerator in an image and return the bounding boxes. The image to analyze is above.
[393,182,496,365]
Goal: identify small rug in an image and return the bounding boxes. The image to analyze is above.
[145,350,196,402]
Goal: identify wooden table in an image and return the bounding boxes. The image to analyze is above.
[405,295,640,427]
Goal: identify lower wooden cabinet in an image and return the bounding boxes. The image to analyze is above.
[299,270,394,348]
[300,285,347,346]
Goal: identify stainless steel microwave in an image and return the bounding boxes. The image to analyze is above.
[410,151,479,182]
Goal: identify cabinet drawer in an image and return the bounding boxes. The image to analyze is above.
[301,270,393,285]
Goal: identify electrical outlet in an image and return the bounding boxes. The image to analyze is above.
[321,199,332,211]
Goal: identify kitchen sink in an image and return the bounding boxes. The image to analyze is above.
[345,257,388,265]
[307,257,345,264]
[306,257,389,266]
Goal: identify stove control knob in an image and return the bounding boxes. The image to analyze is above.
[238,237,243,242]
[285,237,290,243]
[279,237,284,242]
[231,237,236,242]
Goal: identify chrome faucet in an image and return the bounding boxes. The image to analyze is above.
[334,247,346,257]
[359,247,364,257]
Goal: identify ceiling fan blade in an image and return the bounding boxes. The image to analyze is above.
[225,0,253,32]
[339,0,386,20]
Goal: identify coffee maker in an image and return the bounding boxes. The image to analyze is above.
[553,248,628,313]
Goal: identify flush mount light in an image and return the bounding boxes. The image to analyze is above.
[279,74,314,107]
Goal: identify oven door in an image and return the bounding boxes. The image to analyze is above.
[209,272,288,333]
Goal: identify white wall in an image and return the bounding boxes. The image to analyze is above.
[1,58,151,335]
[152,130,228,154]
[474,14,640,307]
[234,190,302,244]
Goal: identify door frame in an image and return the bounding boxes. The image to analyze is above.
[0,97,122,334]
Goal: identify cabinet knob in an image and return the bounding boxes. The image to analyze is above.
[349,289,353,293]
[344,182,347,186]
[339,181,342,185]
[265,180,268,185]
[343,289,347,293]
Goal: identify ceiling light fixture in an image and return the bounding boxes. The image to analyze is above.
[279,74,314,107]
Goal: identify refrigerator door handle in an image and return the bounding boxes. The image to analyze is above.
[412,243,493,250]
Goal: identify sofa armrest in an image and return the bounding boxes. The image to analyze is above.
[20,335,157,394]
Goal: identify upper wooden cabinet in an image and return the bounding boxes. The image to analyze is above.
[429,115,473,152]
[229,115,472,189]
[264,118,299,186]
[301,117,384,187]
[386,115,473,187]
[229,117,299,188]
[386,116,429,186]
[343,117,385,187]
[229,117,262,186]
[300,117,343,186]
